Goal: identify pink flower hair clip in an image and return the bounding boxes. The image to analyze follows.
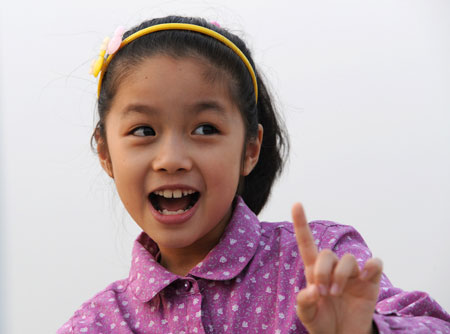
[107,26,126,54]
[90,26,125,78]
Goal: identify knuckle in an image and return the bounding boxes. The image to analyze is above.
[332,254,355,280]
[373,257,383,269]
[333,270,347,283]
[318,248,336,260]
[315,271,329,284]
[320,248,334,256]
[342,253,356,262]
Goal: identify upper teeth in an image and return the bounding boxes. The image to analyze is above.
[154,189,196,198]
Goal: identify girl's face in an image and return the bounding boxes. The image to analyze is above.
[98,55,262,251]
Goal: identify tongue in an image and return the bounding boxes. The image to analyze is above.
[158,196,191,211]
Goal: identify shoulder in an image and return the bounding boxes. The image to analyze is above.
[259,219,360,249]
[57,279,130,334]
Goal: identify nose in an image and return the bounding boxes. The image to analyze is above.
[152,134,192,173]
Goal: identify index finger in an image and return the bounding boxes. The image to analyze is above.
[292,202,318,268]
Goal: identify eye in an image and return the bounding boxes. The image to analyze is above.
[131,126,156,137]
[193,124,219,135]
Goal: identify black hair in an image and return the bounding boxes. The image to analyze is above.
[92,15,289,215]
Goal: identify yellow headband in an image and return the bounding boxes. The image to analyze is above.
[93,23,258,102]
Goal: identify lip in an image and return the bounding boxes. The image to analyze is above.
[148,184,200,225]
[150,184,200,193]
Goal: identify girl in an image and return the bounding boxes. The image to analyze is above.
[58,16,450,334]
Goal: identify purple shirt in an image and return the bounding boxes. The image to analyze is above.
[57,197,450,333]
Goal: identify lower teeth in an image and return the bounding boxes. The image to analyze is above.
[159,205,192,215]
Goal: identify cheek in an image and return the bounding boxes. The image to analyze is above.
[114,160,146,191]
[109,147,149,199]
[202,144,243,189]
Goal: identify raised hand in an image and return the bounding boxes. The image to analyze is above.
[292,203,383,334]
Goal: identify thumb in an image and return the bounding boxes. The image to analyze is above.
[296,284,320,324]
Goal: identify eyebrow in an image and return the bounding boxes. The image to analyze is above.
[120,104,157,120]
[192,101,227,116]
[120,100,228,119]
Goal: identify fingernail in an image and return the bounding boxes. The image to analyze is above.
[319,284,328,296]
[330,283,340,296]
[307,285,316,298]
[361,269,369,280]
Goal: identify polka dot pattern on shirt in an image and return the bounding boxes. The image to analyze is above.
[57,197,450,334]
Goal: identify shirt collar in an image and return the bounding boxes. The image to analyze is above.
[128,196,261,303]
[189,196,261,280]
[128,232,178,303]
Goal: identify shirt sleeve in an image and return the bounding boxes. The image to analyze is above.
[56,318,73,334]
[314,221,450,334]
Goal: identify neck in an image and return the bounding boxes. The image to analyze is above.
[159,246,211,277]
[158,209,232,277]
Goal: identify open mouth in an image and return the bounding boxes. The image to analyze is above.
[149,189,200,215]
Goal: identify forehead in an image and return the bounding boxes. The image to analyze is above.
[107,55,243,122]
[115,54,235,104]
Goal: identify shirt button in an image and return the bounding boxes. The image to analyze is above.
[183,281,194,293]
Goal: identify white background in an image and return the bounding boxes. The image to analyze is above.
[1,0,449,333]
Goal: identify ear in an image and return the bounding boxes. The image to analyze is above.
[242,124,263,176]
[95,129,114,179]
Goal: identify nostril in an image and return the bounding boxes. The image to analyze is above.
[153,161,192,173]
